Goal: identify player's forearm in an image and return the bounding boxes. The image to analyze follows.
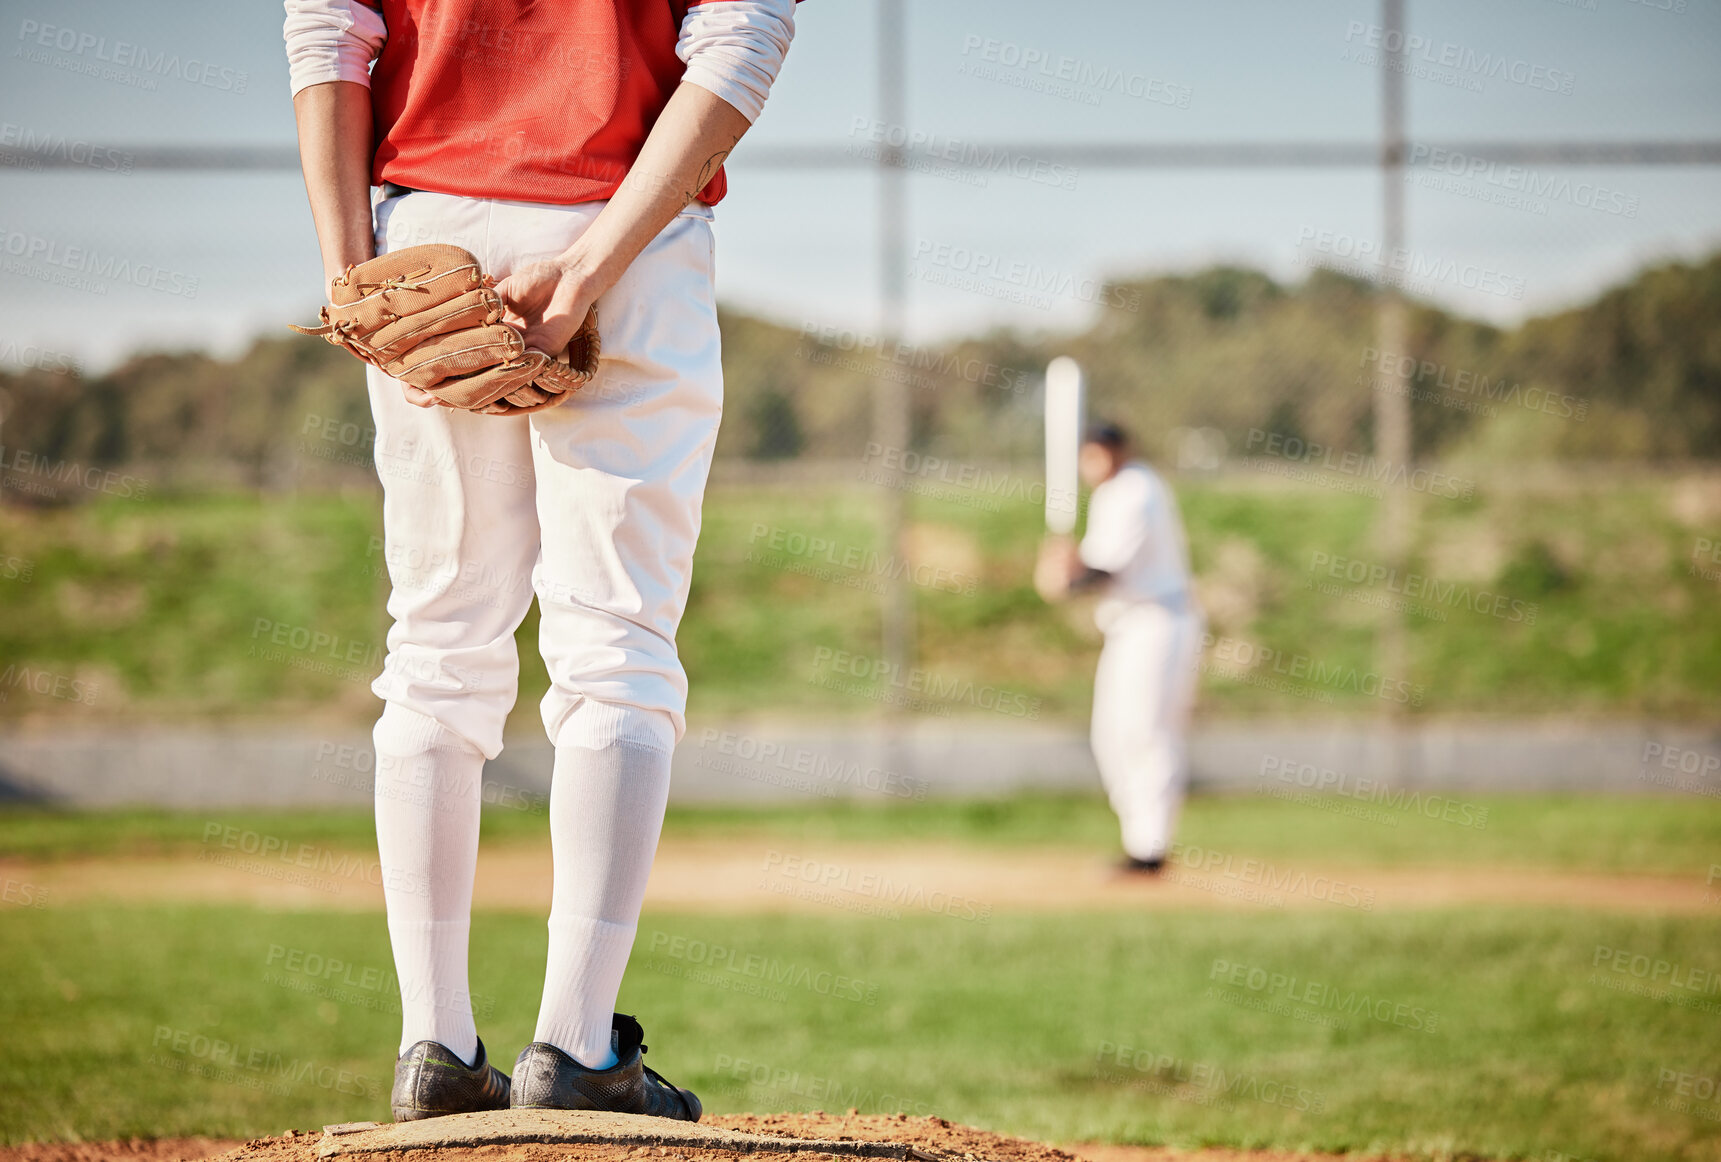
[292,80,376,286]
[557,83,751,297]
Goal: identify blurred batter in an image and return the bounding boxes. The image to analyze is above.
[1036,422,1203,872]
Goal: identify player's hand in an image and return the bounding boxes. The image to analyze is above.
[495,256,602,357]
[1034,536,1079,602]
[395,380,453,408]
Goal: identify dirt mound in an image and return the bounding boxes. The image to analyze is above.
[709,1120,1389,1162]
[150,1112,1083,1162]
[0,1115,1406,1162]
[0,1141,241,1162]
[709,1114,1077,1162]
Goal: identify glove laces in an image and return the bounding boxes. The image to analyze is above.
[353,265,434,295]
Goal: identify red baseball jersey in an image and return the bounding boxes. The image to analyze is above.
[368,0,727,206]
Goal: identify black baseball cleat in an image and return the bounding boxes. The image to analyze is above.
[391,1037,511,1121]
[512,1013,701,1120]
[1117,855,1166,876]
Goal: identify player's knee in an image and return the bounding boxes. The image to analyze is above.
[539,641,686,749]
[373,702,489,759]
[546,694,677,753]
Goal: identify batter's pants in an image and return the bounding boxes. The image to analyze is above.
[1090,602,1204,861]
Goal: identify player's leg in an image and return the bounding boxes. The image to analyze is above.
[1143,607,1203,856]
[1090,626,1151,862]
[491,199,718,1117]
[366,190,539,1116]
[1092,603,1201,866]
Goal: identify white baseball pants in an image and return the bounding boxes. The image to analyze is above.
[365,189,723,756]
[1090,602,1204,862]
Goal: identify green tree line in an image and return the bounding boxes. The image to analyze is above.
[2,252,1716,501]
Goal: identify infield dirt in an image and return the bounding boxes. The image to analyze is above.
[0,1113,1408,1162]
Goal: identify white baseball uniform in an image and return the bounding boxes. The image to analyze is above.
[285,0,796,1073]
[1079,460,1203,862]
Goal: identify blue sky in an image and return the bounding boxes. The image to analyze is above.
[1,0,1718,372]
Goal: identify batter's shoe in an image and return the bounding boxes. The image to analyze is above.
[391,1037,511,1121]
[1117,855,1166,876]
[511,1013,701,1121]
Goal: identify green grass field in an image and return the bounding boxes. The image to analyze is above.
[2,795,1719,1159]
[3,473,1719,724]
[2,904,1717,1158]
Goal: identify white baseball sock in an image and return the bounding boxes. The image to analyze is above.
[532,707,674,1069]
[373,704,484,1065]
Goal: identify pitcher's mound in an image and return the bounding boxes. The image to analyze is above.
[207,1111,1081,1162]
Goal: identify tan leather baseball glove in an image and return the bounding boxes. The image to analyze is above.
[290,243,599,415]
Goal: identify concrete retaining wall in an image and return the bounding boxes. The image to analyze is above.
[1,719,1716,808]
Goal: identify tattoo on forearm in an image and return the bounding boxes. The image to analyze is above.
[619,131,745,206]
[691,132,742,198]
